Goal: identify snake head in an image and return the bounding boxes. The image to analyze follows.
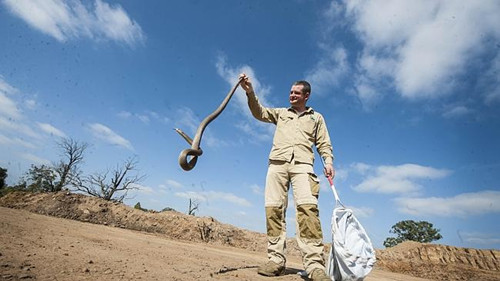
[178,148,203,171]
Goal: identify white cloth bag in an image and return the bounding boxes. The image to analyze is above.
[326,180,376,281]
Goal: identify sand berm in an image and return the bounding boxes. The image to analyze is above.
[0,191,498,280]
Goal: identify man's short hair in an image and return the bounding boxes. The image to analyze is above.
[293,80,311,95]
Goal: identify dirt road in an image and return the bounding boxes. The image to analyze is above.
[0,207,432,281]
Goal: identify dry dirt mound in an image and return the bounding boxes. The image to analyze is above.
[1,191,499,281]
[376,241,499,280]
[0,191,265,249]
[0,191,303,258]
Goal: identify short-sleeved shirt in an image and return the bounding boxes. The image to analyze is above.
[246,91,334,165]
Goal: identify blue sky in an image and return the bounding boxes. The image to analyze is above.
[1,0,499,250]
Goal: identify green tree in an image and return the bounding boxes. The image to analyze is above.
[24,164,57,192]
[0,167,7,189]
[161,206,176,212]
[134,202,148,212]
[13,138,88,193]
[383,220,442,248]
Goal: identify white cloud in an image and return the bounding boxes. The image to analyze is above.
[118,110,169,125]
[216,53,272,113]
[352,77,381,110]
[174,107,228,148]
[353,163,450,194]
[485,84,500,105]
[136,114,150,124]
[352,53,398,109]
[175,190,252,207]
[165,179,183,189]
[250,184,263,195]
[319,178,331,193]
[117,111,132,119]
[174,107,199,140]
[93,0,145,46]
[0,78,22,120]
[20,152,50,165]
[175,191,205,202]
[3,0,145,47]
[0,76,19,95]
[396,190,500,217]
[234,121,272,143]
[0,93,21,120]
[351,162,371,174]
[442,105,472,119]
[215,54,275,141]
[332,167,348,183]
[334,0,500,105]
[305,46,350,96]
[135,184,154,195]
[0,117,40,139]
[88,123,133,150]
[348,206,374,218]
[323,1,344,30]
[459,232,500,246]
[37,122,66,138]
[358,53,397,80]
[0,134,36,149]
[0,78,41,138]
[344,0,437,49]
[481,53,500,105]
[24,99,37,110]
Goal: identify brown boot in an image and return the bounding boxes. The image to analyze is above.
[310,268,331,281]
[257,260,285,277]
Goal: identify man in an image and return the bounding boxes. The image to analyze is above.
[239,73,334,281]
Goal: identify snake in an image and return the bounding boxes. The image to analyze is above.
[175,77,244,171]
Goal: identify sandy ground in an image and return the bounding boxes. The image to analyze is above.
[0,207,433,281]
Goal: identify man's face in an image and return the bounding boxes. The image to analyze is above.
[289,85,309,107]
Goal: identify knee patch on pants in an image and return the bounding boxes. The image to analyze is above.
[297,204,322,239]
[266,206,283,237]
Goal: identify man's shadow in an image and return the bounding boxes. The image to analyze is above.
[214,265,310,280]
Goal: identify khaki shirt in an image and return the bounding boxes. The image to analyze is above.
[246,91,334,165]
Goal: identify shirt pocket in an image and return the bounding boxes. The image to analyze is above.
[274,115,294,146]
[299,116,317,139]
[278,115,293,124]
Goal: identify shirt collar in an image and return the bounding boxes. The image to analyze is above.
[288,106,314,115]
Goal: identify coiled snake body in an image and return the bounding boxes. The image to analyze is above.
[175,78,243,171]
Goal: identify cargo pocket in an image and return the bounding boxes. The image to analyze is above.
[308,173,320,199]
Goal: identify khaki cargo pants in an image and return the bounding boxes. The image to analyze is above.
[264,159,325,274]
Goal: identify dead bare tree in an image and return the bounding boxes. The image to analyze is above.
[74,157,145,202]
[54,138,88,192]
[188,198,200,216]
